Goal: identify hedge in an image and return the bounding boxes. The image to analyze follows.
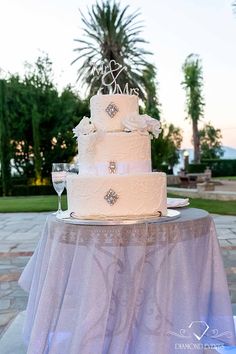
[201,159,236,177]
[187,163,207,174]
[187,160,236,177]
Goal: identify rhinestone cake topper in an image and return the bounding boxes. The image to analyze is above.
[91,60,139,95]
[108,161,117,174]
[104,189,119,205]
[105,102,119,118]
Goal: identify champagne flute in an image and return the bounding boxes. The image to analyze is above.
[51,163,66,215]
[63,163,79,174]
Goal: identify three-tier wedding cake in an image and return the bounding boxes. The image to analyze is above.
[66,92,167,219]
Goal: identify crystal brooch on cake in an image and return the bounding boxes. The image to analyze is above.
[105,102,119,118]
[104,189,119,205]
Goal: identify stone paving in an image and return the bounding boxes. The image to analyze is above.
[0,213,49,337]
[0,211,236,342]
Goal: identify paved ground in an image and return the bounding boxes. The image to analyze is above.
[0,210,236,343]
[0,213,50,337]
[214,180,236,192]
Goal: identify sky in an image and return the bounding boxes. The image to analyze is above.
[1,0,236,148]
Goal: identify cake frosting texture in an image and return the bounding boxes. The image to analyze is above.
[68,93,167,218]
[67,173,167,218]
[78,131,152,175]
[90,94,139,132]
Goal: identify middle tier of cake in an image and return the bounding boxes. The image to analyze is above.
[67,172,167,218]
[78,131,152,175]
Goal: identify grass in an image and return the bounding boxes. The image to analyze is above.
[0,194,235,215]
[213,176,236,181]
[0,195,67,213]
[168,193,236,215]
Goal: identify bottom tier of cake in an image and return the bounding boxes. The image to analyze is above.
[66,172,167,218]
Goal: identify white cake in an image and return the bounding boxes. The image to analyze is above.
[67,94,167,218]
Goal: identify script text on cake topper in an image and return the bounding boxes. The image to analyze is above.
[92,60,139,96]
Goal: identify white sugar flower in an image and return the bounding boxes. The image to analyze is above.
[141,114,162,138]
[122,113,161,138]
[73,117,96,137]
[122,113,147,134]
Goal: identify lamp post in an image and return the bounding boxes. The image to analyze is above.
[183,150,189,172]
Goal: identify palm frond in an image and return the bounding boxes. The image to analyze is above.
[72,0,153,101]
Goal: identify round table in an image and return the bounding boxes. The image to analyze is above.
[19,208,236,354]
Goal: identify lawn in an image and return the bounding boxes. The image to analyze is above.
[0,194,235,215]
[168,193,236,215]
[213,176,236,181]
[0,195,67,213]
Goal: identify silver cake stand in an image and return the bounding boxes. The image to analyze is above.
[56,209,180,226]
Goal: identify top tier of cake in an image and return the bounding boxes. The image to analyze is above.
[90,94,139,132]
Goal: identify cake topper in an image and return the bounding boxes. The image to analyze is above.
[92,60,139,96]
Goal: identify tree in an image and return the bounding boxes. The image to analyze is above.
[141,64,161,119]
[24,54,55,182]
[182,54,204,163]
[199,122,223,159]
[0,79,12,195]
[72,0,152,100]
[4,56,89,183]
[152,123,183,172]
[140,63,182,171]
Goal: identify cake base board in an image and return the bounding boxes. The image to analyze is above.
[56,209,180,225]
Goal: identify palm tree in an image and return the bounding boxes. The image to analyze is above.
[72,0,152,100]
[182,54,204,163]
[141,63,160,118]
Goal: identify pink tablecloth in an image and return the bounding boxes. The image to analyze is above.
[19,208,236,354]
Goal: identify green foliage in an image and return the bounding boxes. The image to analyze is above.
[8,185,55,196]
[0,79,12,195]
[72,0,152,100]
[1,54,89,186]
[152,123,183,171]
[201,159,236,177]
[140,62,182,171]
[187,163,207,173]
[199,122,223,159]
[182,54,204,122]
[182,54,204,163]
[141,64,160,119]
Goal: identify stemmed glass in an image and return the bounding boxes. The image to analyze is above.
[63,163,79,175]
[51,163,66,215]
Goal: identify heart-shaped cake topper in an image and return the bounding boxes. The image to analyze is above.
[101,60,126,91]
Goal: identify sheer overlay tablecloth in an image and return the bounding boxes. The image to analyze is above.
[19,208,236,354]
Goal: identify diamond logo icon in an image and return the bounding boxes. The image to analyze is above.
[188,321,209,341]
[105,102,119,118]
[104,189,119,205]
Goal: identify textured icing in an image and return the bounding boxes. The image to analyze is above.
[67,173,167,217]
[78,131,152,175]
[90,94,139,132]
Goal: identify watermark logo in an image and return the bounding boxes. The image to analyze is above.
[188,321,209,341]
[168,320,233,351]
[168,320,232,341]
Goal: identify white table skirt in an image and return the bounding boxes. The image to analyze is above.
[19,208,236,354]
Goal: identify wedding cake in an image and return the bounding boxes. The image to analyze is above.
[66,92,167,219]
